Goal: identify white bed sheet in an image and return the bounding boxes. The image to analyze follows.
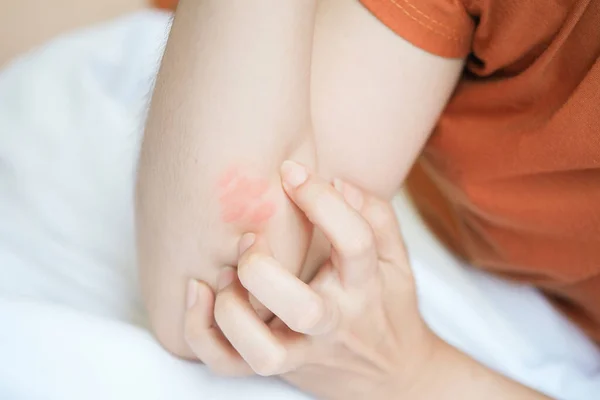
[0,11,599,400]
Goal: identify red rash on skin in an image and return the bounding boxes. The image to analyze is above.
[218,167,276,227]
[248,202,276,225]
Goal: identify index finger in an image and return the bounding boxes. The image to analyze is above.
[238,235,332,335]
[279,160,378,287]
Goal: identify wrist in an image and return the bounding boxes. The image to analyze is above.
[403,338,463,399]
[370,332,452,400]
[357,330,446,400]
[401,337,549,400]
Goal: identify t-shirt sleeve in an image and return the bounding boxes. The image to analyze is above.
[359,0,475,58]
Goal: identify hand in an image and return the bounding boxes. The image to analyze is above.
[183,161,440,398]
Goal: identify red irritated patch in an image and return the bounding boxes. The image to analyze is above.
[217,167,276,228]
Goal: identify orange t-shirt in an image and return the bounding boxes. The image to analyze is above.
[360,0,600,341]
[154,0,600,341]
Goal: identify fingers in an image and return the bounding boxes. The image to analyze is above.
[237,234,334,335]
[214,267,296,376]
[338,180,408,266]
[183,277,252,377]
[280,161,378,287]
[239,233,275,323]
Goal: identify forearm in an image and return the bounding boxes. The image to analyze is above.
[309,4,543,398]
[401,341,551,400]
[136,0,317,357]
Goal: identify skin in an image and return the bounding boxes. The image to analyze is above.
[217,167,275,227]
[136,0,317,355]
[136,0,551,397]
[184,161,551,400]
[136,0,461,357]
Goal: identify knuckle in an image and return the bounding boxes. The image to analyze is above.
[252,346,287,376]
[292,298,325,333]
[341,228,375,260]
[365,200,396,232]
[237,254,267,285]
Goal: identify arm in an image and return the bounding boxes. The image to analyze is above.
[299,0,464,280]
[284,2,551,398]
[401,342,551,399]
[138,1,554,396]
[136,0,318,357]
[310,0,463,198]
[137,0,460,358]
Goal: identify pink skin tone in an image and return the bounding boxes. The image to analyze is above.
[217,167,276,228]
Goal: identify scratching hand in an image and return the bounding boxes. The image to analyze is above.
[184,161,439,400]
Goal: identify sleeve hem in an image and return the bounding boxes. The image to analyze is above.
[360,0,474,59]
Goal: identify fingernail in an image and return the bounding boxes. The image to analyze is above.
[281,160,308,189]
[342,181,364,211]
[238,233,256,256]
[217,267,236,291]
[186,280,198,310]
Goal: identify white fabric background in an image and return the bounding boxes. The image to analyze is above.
[0,11,599,400]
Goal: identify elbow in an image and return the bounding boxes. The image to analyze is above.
[150,314,198,361]
[139,271,198,361]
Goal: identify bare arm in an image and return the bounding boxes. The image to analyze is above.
[137,0,462,358]
[138,3,550,397]
[299,0,465,280]
[136,0,317,357]
[304,3,549,398]
[311,0,462,198]
[399,342,551,399]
